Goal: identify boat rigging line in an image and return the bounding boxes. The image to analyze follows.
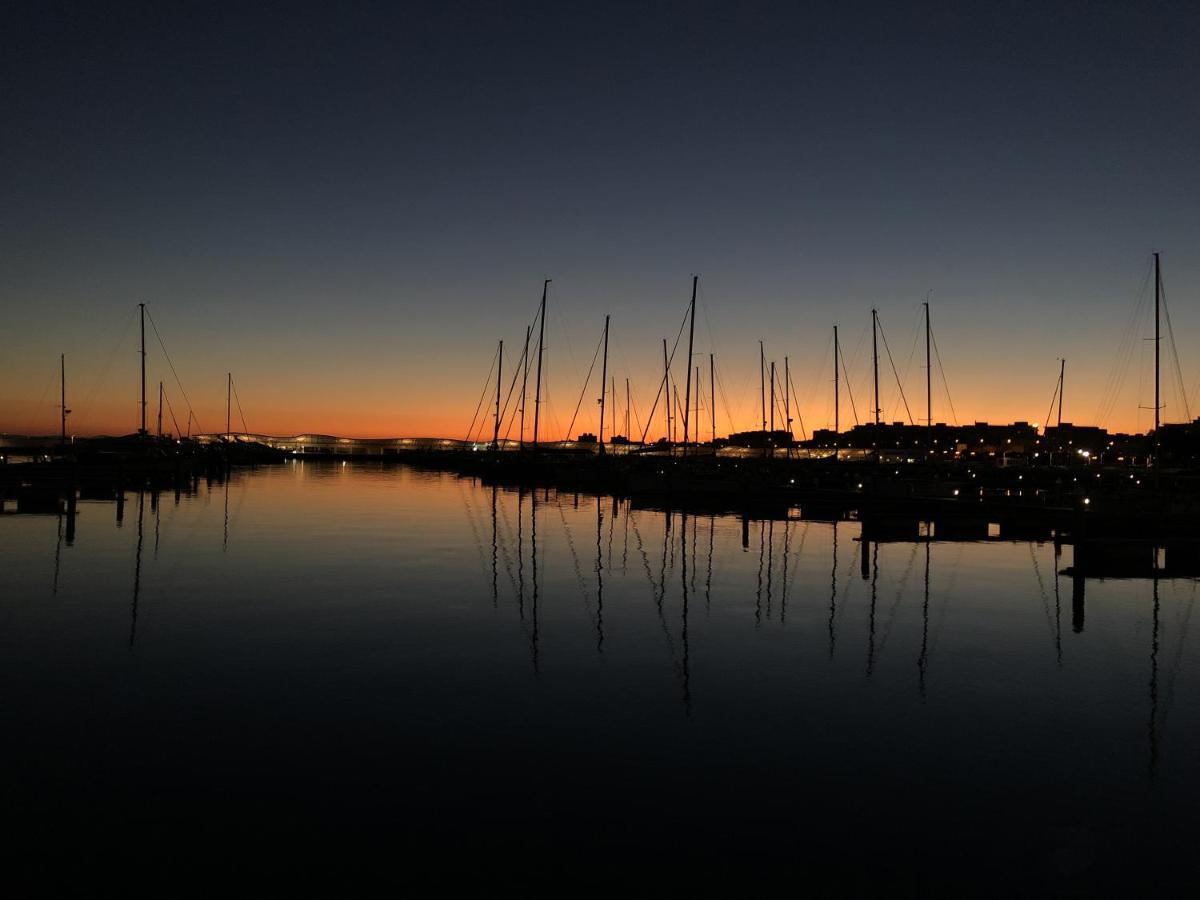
[875,311,915,425]
[564,322,607,443]
[638,297,692,445]
[144,306,204,436]
[464,342,501,443]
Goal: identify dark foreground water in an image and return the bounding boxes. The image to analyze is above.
[1,462,1197,894]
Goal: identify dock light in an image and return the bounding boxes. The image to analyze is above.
[790,478,795,484]
[953,489,960,496]
[1083,498,1090,505]
[857,483,863,489]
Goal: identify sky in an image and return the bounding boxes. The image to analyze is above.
[3,0,1199,439]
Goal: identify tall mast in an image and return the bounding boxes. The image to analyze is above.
[662,338,671,442]
[784,356,791,437]
[598,315,609,452]
[226,372,232,439]
[492,339,503,449]
[709,352,716,443]
[695,365,700,445]
[519,325,531,449]
[1154,251,1161,465]
[138,303,147,435]
[157,381,163,438]
[532,279,549,447]
[60,353,67,445]
[871,308,880,430]
[611,375,616,443]
[770,361,776,432]
[625,377,631,440]
[833,326,840,446]
[1057,359,1065,428]
[759,340,766,433]
[925,301,932,455]
[682,276,697,450]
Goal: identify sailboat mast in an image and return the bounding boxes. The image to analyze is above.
[784,356,791,437]
[138,303,147,435]
[683,276,697,450]
[60,353,67,444]
[871,308,880,430]
[925,301,932,454]
[770,360,776,432]
[1154,251,1161,465]
[709,353,715,443]
[598,315,609,451]
[157,381,163,438]
[759,340,766,433]
[873,309,883,458]
[532,279,549,447]
[1057,359,1065,428]
[492,339,503,449]
[625,377,631,440]
[663,338,671,442]
[611,375,616,444]
[833,326,840,442]
[519,325,531,449]
[226,373,232,439]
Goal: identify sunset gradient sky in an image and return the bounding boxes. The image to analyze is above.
[3,1,1199,439]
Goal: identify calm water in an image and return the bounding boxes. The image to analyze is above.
[2,461,1197,892]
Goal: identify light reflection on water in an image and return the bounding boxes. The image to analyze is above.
[1,461,1196,890]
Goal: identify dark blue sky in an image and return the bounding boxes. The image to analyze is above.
[4,1,1199,436]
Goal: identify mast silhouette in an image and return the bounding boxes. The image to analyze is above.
[759,340,766,434]
[226,372,232,439]
[138,303,147,435]
[598,315,609,453]
[709,353,716,443]
[492,339,503,449]
[833,325,840,458]
[611,375,616,444]
[157,380,163,438]
[925,301,932,454]
[662,338,671,442]
[60,353,69,445]
[519,325,531,448]
[1154,251,1161,467]
[872,308,880,429]
[784,356,791,453]
[1057,359,1065,428]
[625,377,631,440]
[682,276,697,452]
[769,360,776,432]
[532,279,549,447]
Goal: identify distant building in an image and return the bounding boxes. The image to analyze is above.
[726,429,794,449]
[804,421,1037,458]
[1040,423,1109,462]
[1156,418,1200,467]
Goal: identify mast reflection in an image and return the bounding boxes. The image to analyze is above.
[129,490,145,648]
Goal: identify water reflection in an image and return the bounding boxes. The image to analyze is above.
[2,460,1198,888]
[129,489,144,647]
